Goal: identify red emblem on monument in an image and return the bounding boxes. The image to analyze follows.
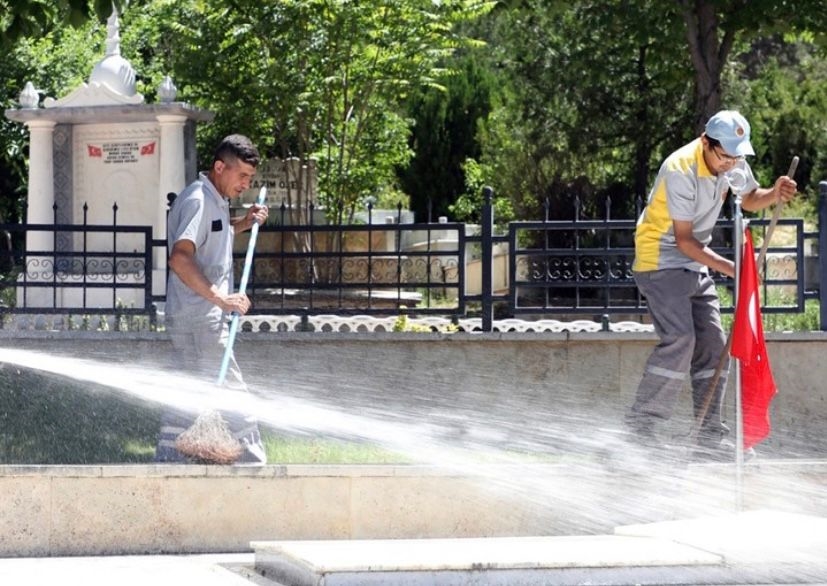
[87,145,102,157]
[140,142,156,155]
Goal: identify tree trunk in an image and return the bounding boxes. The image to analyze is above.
[633,45,652,200]
[680,0,736,133]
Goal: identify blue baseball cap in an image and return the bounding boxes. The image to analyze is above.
[704,110,754,157]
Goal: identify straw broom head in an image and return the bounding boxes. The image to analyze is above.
[175,410,243,464]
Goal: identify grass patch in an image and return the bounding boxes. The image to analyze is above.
[263,433,558,466]
[0,365,161,464]
[0,364,413,465]
[762,299,821,332]
[718,287,821,332]
[262,433,412,464]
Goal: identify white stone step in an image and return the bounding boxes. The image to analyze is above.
[251,510,827,585]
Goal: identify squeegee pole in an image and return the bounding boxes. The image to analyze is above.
[217,187,267,386]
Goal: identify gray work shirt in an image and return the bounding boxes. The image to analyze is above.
[165,173,234,326]
[634,138,758,273]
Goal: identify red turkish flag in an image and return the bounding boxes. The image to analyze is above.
[140,142,156,155]
[87,144,102,157]
[730,228,777,449]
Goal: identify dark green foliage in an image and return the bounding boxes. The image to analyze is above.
[0,365,160,464]
[2,0,827,227]
[728,40,827,193]
[458,0,827,223]
[0,0,134,48]
[132,0,494,223]
[478,0,695,214]
[400,55,497,222]
[0,120,28,223]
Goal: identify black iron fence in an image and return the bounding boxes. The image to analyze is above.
[506,212,809,316]
[242,203,467,316]
[2,182,826,332]
[0,203,157,329]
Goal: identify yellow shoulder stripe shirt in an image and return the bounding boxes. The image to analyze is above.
[633,138,757,273]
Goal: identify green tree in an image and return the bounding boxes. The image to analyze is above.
[400,54,497,222]
[476,0,693,219]
[724,39,827,198]
[142,0,494,225]
[471,0,827,222]
[679,0,827,132]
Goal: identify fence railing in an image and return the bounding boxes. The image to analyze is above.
[2,181,826,332]
[241,202,467,316]
[0,203,157,329]
[479,189,819,328]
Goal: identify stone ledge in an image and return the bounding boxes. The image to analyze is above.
[9,460,822,479]
[1,462,826,557]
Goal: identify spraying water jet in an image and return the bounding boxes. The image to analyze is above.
[2,337,826,584]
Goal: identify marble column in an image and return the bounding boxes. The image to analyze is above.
[155,114,187,296]
[25,119,57,257]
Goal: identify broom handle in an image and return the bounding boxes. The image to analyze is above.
[217,187,267,386]
[692,156,798,434]
[756,156,798,271]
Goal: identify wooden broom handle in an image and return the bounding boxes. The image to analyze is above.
[755,155,799,270]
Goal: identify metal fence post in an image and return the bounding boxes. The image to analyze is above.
[819,181,827,331]
[481,186,494,332]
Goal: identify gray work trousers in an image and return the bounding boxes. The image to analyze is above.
[154,316,267,464]
[627,269,729,443]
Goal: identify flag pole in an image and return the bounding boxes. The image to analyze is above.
[733,197,745,510]
[692,157,797,449]
[731,155,798,510]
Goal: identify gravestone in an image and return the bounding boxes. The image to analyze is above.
[242,157,319,214]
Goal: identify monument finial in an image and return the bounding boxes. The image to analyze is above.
[158,75,178,103]
[43,3,143,107]
[18,81,40,109]
[85,4,137,99]
[105,5,122,57]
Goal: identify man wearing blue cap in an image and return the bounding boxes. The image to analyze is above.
[626,110,797,459]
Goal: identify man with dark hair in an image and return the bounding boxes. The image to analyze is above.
[156,134,269,464]
[627,110,797,459]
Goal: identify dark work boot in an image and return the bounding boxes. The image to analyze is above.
[693,431,756,462]
[624,414,666,454]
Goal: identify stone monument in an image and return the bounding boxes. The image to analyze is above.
[4,7,213,309]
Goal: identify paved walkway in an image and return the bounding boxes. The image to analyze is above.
[0,553,258,586]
